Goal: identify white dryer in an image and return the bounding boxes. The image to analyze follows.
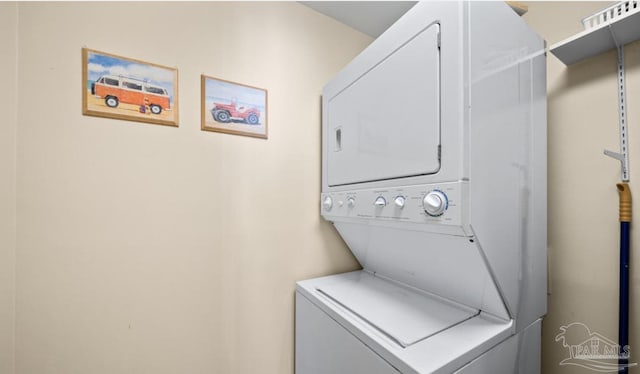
[296,2,547,373]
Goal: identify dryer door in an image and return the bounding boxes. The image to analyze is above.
[327,23,441,187]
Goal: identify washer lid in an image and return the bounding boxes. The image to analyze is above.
[317,272,477,348]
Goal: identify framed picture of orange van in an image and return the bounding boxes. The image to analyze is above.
[82,48,179,127]
[201,75,268,139]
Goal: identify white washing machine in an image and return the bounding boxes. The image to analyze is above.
[296,2,547,373]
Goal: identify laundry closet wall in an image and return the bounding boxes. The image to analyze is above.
[11,3,368,374]
[523,2,640,373]
[9,2,637,374]
[0,3,18,374]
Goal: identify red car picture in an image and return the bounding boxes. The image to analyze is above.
[202,75,268,139]
[210,99,261,125]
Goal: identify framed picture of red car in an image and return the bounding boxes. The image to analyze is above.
[82,48,179,127]
[201,75,268,139]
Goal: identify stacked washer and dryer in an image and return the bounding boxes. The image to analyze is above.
[296,2,547,373]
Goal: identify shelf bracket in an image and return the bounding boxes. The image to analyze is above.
[604,44,630,182]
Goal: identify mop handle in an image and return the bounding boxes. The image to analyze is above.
[617,183,631,374]
[617,183,632,223]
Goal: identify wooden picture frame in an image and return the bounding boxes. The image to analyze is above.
[201,75,268,139]
[82,48,179,127]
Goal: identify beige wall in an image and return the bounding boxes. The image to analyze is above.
[14,3,367,373]
[10,2,639,374]
[523,2,640,373]
[0,3,17,374]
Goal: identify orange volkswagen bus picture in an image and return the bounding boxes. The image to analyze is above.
[91,75,170,115]
[83,48,178,127]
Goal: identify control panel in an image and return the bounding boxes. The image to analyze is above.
[320,182,465,226]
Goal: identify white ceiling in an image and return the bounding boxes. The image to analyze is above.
[300,1,417,37]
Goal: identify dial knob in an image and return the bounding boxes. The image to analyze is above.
[322,196,333,211]
[394,196,406,208]
[374,196,387,208]
[423,190,447,216]
[347,197,355,208]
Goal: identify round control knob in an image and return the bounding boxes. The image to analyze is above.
[347,197,355,208]
[374,196,387,208]
[423,190,447,216]
[322,196,333,211]
[394,196,406,208]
